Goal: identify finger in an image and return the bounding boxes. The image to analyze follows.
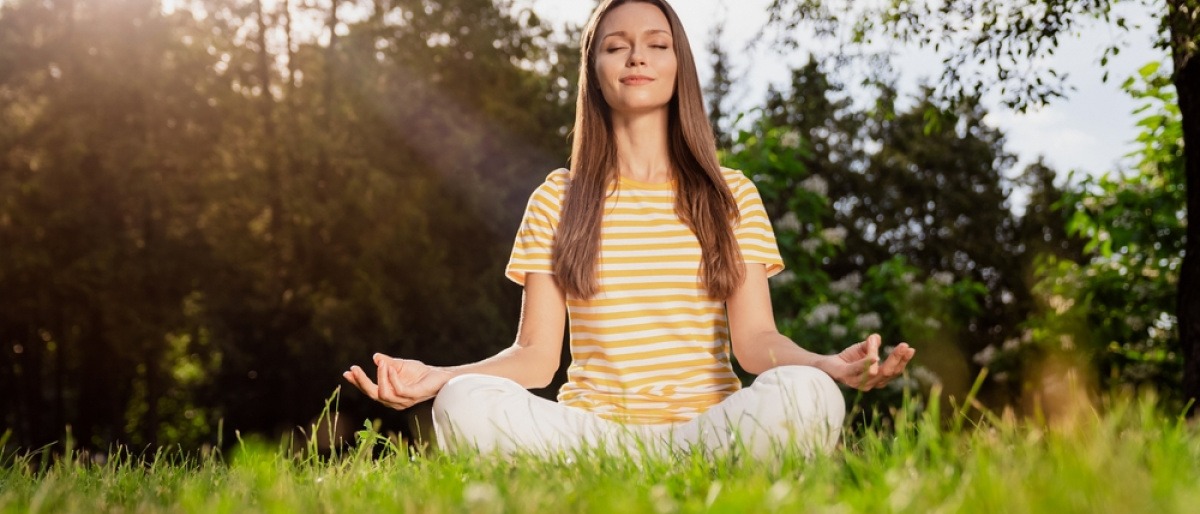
[382,370,415,410]
[341,370,360,390]
[869,344,916,388]
[377,400,407,411]
[377,361,397,402]
[840,341,866,361]
[839,356,876,390]
[373,352,394,366]
[866,357,903,389]
[896,344,916,371]
[345,366,369,395]
[378,396,409,411]
[878,345,908,376]
[347,365,379,399]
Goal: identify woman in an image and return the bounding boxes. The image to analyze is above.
[344,0,915,458]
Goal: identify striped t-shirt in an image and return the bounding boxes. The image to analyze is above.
[505,167,784,424]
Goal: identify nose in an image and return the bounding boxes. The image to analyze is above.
[626,44,646,67]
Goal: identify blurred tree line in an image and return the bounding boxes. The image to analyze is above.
[763,0,1199,413]
[0,0,1185,451]
[0,0,579,449]
[717,55,1085,411]
[719,52,1184,416]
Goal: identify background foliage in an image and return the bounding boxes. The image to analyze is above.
[0,0,1187,451]
[1016,61,1185,398]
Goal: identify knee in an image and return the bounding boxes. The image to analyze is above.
[759,366,845,424]
[431,374,513,423]
[761,365,838,392]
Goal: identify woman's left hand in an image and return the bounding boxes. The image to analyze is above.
[822,334,915,391]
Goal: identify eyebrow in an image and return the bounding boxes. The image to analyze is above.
[601,29,671,40]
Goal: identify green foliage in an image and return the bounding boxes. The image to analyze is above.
[722,58,1032,403]
[1022,61,1184,396]
[0,0,578,450]
[766,0,1200,404]
[765,0,1162,111]
[756,60,1044,393]
[721,109,990,403]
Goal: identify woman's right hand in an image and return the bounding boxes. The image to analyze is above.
[343,353,454,410]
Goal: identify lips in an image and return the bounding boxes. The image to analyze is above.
[620,75,654,85]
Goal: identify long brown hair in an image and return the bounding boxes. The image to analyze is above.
[552,0,744,300]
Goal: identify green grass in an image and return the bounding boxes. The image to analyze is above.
[2,391,1198,513]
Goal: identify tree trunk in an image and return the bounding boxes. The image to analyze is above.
[1169,0,1200,414]
[254,0,282,239]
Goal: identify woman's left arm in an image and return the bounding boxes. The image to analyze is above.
[726,264,916,391]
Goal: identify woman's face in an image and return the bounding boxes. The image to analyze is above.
[593,2,678,116]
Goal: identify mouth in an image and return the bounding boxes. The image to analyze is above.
[620,76,654,85]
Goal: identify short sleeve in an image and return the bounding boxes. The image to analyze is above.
[727,169,785,277]
[505,169,568,285]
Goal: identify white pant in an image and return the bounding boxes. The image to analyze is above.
[431,365,845,459]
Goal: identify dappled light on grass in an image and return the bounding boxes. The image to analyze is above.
[3,389,1199,512]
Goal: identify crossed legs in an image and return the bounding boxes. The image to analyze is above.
[431,365,845,458]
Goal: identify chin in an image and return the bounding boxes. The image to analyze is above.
[611,99,672,115]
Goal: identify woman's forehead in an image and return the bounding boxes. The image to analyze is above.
[598,2,672,38]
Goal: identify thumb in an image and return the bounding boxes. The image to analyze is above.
[866,334,881,375]
[867,334,881,358]
[835,355,876,379]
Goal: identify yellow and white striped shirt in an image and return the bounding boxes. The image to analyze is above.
[506,167,784,424]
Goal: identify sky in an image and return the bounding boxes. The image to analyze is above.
[525,0,1166,196]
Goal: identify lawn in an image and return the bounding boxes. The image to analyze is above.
[2,391,1198,513]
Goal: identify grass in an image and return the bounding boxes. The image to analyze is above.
[2,388,1199,513]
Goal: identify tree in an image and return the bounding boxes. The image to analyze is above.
[725,60,1028,402]
[1021,62,1185,401]
[766,0,1200,408]
[705,21,736,149]
[0,0,578,450]
[757,59,1041,397]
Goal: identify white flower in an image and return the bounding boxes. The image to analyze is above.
[805,303,840,326]
[931,271,955,286]
[830,324,848,338]
[775,211,801,232]
[911,366,942,387]
[819,226,847,245]
[888,374,918,390]
[1048,295,1075,315]
[780,130,802,149]
[800,238,823,253]
[973,345,997,366]
[1125,315,1146,331]
[829,272,862,294]
[1002,337,1021,351]
[855,312,882,331]
[770,270,797,287]
[799,175,828,197]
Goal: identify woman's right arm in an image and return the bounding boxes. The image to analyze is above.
[343,272,566,410]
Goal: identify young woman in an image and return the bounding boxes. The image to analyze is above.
[344,0,915,458]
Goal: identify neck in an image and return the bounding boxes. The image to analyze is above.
[610,107,672,183]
